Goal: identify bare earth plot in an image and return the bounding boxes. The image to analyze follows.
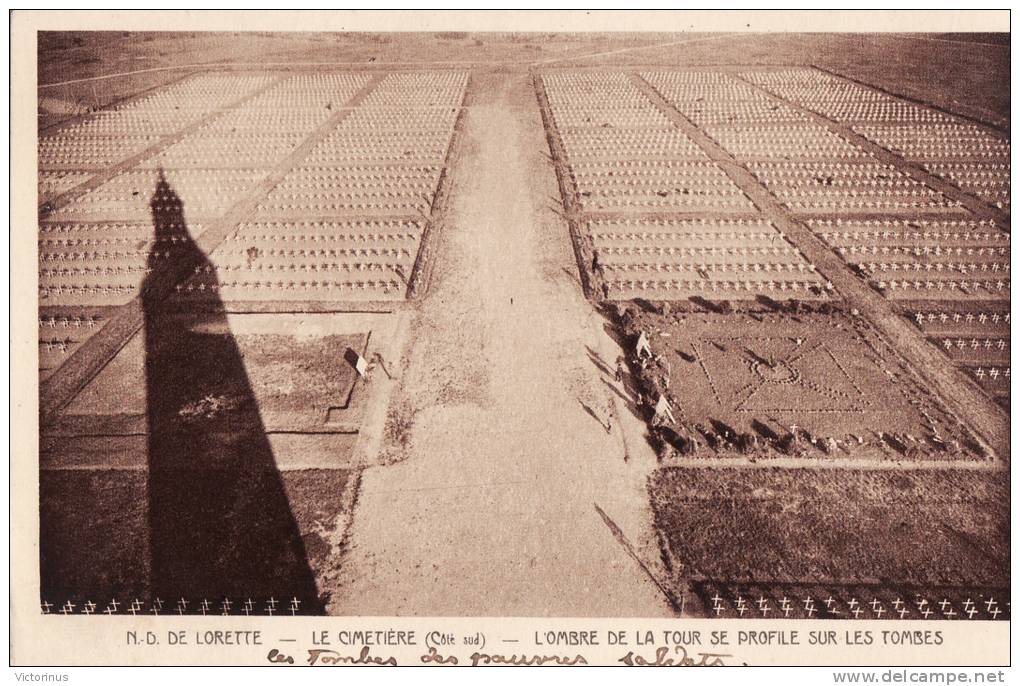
[36,34,1008,619]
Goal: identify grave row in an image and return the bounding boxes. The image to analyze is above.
[913,311,1010,327]
[559,129,705,161]
[749,161,959,211]
[856,261,1009,274]
[705,124,870,160]
[966,366,1010,380]
[601,261,819,274]
[939,338,1008,352]
[336,108,460,132]
[605,278,826,297]
[39,135,160,171]
[172,278,407,300]
[834,245,1008,257]
[598,246,805,257]
[695,583,1008,620]
[875,279,1009,296]
[670,100,810,126]
[853,124,1009,162]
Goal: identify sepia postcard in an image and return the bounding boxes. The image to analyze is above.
[9,10,1012,671]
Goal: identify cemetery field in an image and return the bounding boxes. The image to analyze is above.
[537,61,1009,617]
[35,33,1009,618]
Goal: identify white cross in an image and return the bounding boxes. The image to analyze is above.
[41,601,53,614]
[289,597,301,616]
[804,598,816,617]
[780,597,792,617]
[757,596,770,616]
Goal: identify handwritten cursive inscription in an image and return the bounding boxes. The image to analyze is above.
[618,645,731,666]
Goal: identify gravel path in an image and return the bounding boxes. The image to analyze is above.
[329,74,674,616]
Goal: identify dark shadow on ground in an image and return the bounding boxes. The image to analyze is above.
[142,169,323,612]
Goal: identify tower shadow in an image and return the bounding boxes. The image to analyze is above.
[142,169,323,613]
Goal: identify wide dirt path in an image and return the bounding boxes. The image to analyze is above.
[329,74,674,616]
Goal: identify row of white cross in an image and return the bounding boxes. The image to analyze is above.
[608,279,828,292]
[229,232,420,243]
[940,338,1008,351]
[40,284,134,296]
[41,265,151,278]
[265,189,433,200]
[839,246,1008,257]
[878,279,1008,291]
[710,594,1005,619]
[41,236,191,247]
[859,261,1008,273]
[40,339,76,353]
[257,201,431,211]
[602,262,816,274]
[41,250,172,261]
[40,221,192,233]
[581,199,749,209]
[786,199,957,209]
[42,596,304,616]
[195,262,405,273]
[971,367,1010,380]
[175,280,403,293]
[914,312,1009,325]
[599,246,798,256]
[39,315,103,328]
[278,169,440,181]
[220,247,415,258]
